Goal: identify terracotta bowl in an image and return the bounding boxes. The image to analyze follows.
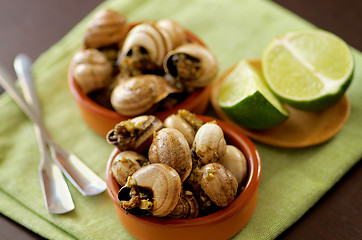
[105,115,262,240]
[68,25,212,137]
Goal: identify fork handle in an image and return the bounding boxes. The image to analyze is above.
[0,64,41,125]
[13,54,41,117]
[0,62,74,213]
[14,54,106,196]
[13,56,75,213]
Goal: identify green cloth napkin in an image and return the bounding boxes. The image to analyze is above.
[1,0,361,239]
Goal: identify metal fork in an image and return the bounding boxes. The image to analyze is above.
[0,64,74,214]
[13,54,107,197]
[0,55,107,213]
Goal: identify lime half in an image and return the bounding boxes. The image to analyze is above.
[262,29,354,111]
[218,60,288,130]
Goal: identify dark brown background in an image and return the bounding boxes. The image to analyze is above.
[0,0,361,239]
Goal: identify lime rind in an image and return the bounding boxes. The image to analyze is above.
[219,60,287,114]
[218,60,288,130]
[262,29,354,110]
[218,61,258,105]
[276,74,352,111]
[221,91,289,130]
[286,30,354,81]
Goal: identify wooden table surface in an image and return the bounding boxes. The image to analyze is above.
[0,0,361,239]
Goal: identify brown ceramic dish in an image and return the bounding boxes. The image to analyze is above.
[210,59,351,148]
[105,115,262,240]
[68,24,212,137]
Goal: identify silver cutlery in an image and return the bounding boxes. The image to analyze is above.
[0,54,107,213]
[13,54,107,197]
[0,64,74,214]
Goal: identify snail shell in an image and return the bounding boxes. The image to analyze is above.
[164,114,196,147]
[107,115,163,152]
[155,19,186,53]
[110,75,179,116]
[219,145,248,186]
[72,48,113,94]
[177,109,204,130]
[163,43,218,87]
[120,23,166,67]
[111,151,148,186]
[199,163,238,207]
[164,109,204,147]
[149,128,192,182]
[118,21,186,75]
[132,163,182,217]
[192,122,227,165]
[168,190,199,219]
[84,9,128,48]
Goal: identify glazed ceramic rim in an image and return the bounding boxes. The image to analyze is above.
[105,115,262,228]
[68,23,210,122]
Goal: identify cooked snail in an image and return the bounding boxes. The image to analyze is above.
[110,75,179,116]
[74,10,220,116]
[84,9,128,48]
[149,128,192,182]
[72,48,113,94]
[118,20,186,76]
[109,110,250,219]
[164,109,203,147]
[111,150,148,186]
[155,19,186,52]
[177,109,204,130]
[168,190,199,219]
[219,145,248,186]
[118,163,182,217]
[164,43,218,87]
[107,115,163,152]
[192,122,227,165]
[164,114,195,147]
[199,163,238,207]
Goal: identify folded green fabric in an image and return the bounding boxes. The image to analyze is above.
[0,0,361,239]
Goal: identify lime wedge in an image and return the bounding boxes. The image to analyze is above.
[262,29,354,111]
[218,60,288,130]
